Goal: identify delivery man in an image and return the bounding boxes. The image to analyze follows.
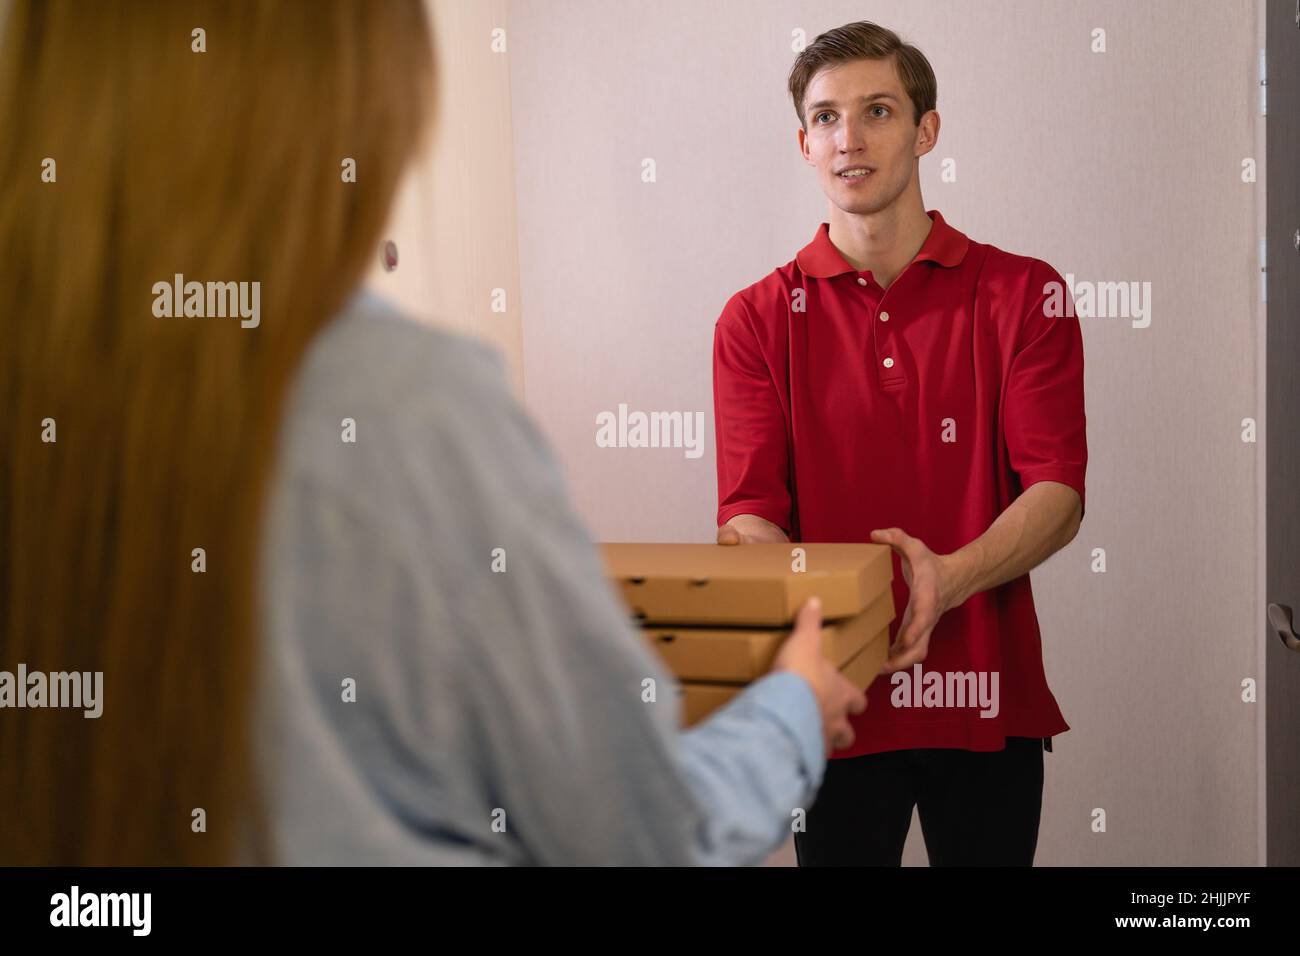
[713,20,1087,866]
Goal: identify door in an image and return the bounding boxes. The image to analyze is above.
[1266,0,1300,867]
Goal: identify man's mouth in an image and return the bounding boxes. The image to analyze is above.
[837,166,874,181]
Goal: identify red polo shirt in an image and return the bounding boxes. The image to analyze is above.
[713,209,1086,757]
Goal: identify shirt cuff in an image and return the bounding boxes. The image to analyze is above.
[739,671,825,789]
[717,502,792,537]
[1018,469,1086,519]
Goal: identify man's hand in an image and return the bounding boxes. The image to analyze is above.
[773,597,867,754]
[716,514,789,545]
[869,527,966,675]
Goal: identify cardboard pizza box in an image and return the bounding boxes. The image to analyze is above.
[677,623,891,727]
[600,542,893,626]
[642,586,895,682]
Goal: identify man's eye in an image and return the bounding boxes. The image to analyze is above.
[815,112,833,124]
[870,106,889,118]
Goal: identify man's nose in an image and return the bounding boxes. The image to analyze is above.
[837,117,866,152]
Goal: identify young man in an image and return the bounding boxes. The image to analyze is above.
[713,21,1087,866]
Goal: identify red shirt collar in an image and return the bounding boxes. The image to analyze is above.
[795,209,970,279]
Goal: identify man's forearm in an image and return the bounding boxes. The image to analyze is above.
[943,481,1082,608]
[722,513,790,543]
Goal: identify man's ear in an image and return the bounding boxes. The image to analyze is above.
[796,125,812,163]
[914,110,940,157]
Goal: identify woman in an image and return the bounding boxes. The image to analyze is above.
[0,0,862,866]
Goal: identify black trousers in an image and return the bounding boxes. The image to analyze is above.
[793,736,1048,866]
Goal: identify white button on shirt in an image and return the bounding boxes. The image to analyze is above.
[883,357,894,369]
[880,311,890,322]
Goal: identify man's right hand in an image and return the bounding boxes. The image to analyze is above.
[772,597,868,755]
[716,514,790,545]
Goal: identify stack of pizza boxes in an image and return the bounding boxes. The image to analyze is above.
[600,543,895,726]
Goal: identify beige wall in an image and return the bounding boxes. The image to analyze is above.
[366,0,525,394]
[505,0,1264,865]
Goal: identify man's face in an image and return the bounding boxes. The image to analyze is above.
[797,56,934,216]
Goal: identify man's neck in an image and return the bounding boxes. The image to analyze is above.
[827,201,933,290]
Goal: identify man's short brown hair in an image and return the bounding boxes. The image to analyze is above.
[788,21,937,128]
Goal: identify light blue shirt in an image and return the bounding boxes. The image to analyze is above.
[255,291,826,865]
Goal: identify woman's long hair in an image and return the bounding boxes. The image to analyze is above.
[0,0,434,864]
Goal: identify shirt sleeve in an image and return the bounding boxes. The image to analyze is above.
[415,342,826,866]
[1004,261,1089,519]
[713,293,795,535]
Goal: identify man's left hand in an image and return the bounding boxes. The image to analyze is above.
[869,527,966,675]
